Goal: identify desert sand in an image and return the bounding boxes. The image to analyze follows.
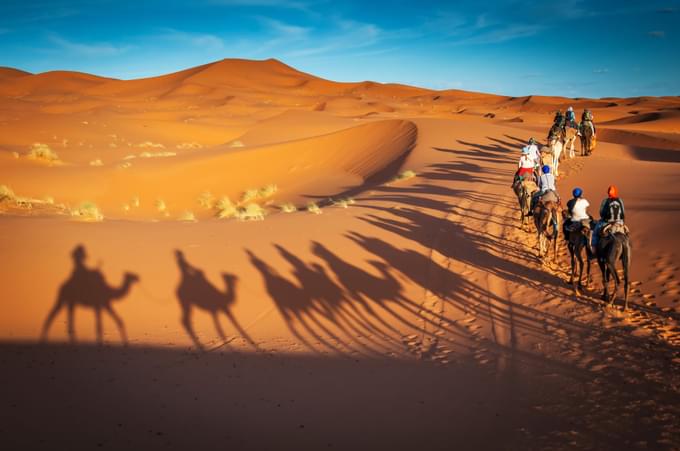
[1,59,679,450]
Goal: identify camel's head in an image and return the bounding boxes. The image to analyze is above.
[221,273,238,286]
[124,272,140,284]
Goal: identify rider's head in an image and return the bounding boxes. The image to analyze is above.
[567,106,574,112]
[607,185,618,199]
[528,137,536,145]
[542,165,550,174]
[573,187,583,198]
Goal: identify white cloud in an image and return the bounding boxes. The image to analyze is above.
[47,33,131,57]
[593,68,609,74]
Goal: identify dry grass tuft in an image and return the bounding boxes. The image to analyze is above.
[258,184,278,199]
[215,197,238,219]
[139,151,176,158]
[279,203,297,213]
[89,159,104,166]
[235,203,266,221]
[71,202,103,221]
[137,141,165,149]
[27,143,60,163]
[178,211,197,222]
[0,184,16,202]
[197,191,215,209]
[307,202,322,215]
[176,142,203,150]
[229,140,245,148]
[391,169,416,183]
[332,197,355,208]
[155,199,167,213]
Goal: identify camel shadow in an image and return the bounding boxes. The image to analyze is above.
[174,250,257,351]
[41,245,139,345]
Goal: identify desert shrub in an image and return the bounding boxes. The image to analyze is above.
[155,199,167,212]
[118,162,132,169]
[178,211,196,222]
[71,202,103,221]
[131,196,140,208]
[176,142,203,150]
[27,143,59,162]
[197,191,215,209]
[279,203,297,213]
[0,184,15,202]
[307,202,322,215]
[89,159,104,166]
[240,188,259,204]
[258,184,278,199]
[332,197,355,208]
[137,141,165,149]
[229,140,244,148]
[139,151,176,158]
[235,203,266,221]
[391,170,416,182]
[215,197,238,219]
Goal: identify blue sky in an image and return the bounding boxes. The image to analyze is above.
[1,0,679,97]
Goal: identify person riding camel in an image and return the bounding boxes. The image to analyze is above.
[516,146,535,181]
[554,110,565,127]
[530,165,558,214]
[565,106,577,129]
[563,187,591,241]
[580,109,596,135]
[527,137,541,169]
[592,185,626,251]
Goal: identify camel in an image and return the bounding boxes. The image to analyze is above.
[564,218,594,296]
[175,250,256,350]
[534,198,560,262]
[41,245,139,344]
[580,121,596,156]
[563,126,578,159]
[513,178,538,228]
[547,131,564,177]
[595,229,632,310]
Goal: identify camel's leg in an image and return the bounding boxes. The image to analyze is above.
[41,297,65,342]
[608,260,620,307]
[67,303,76,344]
[180,305,202,350]
[105,305,128,345]
[569,245,576,285]
[585,252,592,288]
[212,312,226,340]
[95,307,103,345]
[224,309,259,349]
[623,246,631,311]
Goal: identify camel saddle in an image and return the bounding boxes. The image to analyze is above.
[602,222,629,237]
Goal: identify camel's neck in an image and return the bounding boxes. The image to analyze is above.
[111,277,134,301]
[223,277,237,302]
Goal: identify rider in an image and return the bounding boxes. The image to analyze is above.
[565,106,577,128]
[516,146,535,181]
[553,110,565,127]
[581,109,596,134]
[530,165,557,213]
[527,137,541,169]
[592,185,626,251]
[563,187,591,240]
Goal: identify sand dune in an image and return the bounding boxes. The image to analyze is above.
[1,58,679,449]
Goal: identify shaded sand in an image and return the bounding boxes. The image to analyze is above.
[1,59,679,449]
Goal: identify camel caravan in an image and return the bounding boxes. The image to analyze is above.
[511,108,632,310]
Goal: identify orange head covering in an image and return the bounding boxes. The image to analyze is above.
[607,185,618,199]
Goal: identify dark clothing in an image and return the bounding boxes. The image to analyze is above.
[599,197,625,222]
[566,198,577,217]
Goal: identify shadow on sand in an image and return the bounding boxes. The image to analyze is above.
[41,245,139,345]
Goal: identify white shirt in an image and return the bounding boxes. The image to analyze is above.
[518,155,534,169]
[571,198,590,221]
[528,144,540,165]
